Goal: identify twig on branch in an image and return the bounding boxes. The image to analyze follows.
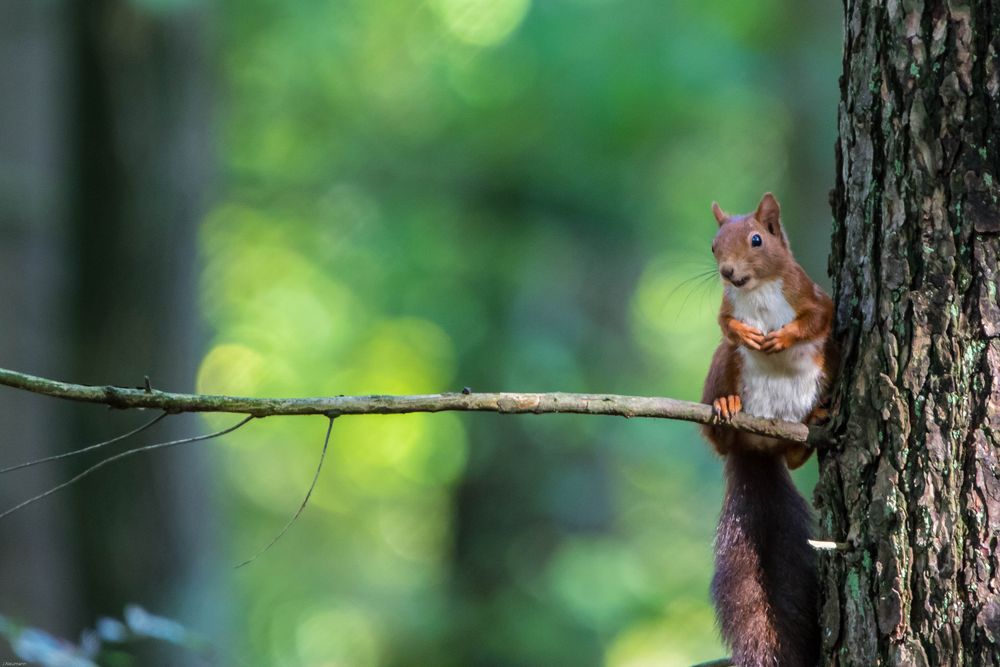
[0,412,168,474]
[808,539,851,552]
[690,658,733,667]
[235,417,335,569]
[0,367,825,445]
[0,416,254,521]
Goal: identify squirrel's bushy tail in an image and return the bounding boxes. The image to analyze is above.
[712,450,819,667]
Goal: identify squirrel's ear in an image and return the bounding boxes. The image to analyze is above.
[755,192,782,236]
[711,201,728,226]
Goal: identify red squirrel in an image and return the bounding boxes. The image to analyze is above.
[701,193,834,667]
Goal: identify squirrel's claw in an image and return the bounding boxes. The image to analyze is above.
[712,395,742,423]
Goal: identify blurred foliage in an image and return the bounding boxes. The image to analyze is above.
[198,0,840,665]
[0,605,204,667]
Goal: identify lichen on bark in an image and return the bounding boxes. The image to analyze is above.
[819,1,1000,665]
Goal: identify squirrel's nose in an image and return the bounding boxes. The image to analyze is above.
[720,266,734,280]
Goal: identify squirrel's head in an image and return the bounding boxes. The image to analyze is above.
[709,192,792,291]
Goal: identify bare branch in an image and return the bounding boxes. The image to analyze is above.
[0,412,168,474]
[235,417,335,569]
[0,416,254,521]
[690,659,733,667]
[0,367,825,445]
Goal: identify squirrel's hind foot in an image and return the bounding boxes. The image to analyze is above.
[711,395,742,423]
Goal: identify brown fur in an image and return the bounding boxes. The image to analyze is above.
[701,193,834,667]
[712,450,819,667]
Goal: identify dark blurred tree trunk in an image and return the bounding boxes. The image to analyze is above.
[818,1,1000,665]
[65,0,218,658]
[0,0,78,638]
[1,2,216,659]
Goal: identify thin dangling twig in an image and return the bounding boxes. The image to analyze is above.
[235,416,335,569]
[0,416,254,521]
[0,412,168,474]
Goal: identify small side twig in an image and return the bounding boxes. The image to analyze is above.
[0,416,254,521]
[808,539,851,552]
[0,412,168,474]
[690,658,733,667]
[235,416,335,569]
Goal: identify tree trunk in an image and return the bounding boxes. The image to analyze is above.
[1,2,215,659]
[65,1,218,659]
[819,1,1000,665]
[0,0,79,640]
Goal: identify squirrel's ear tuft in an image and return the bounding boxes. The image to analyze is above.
[711,201,728,226]
[755,192,781,236]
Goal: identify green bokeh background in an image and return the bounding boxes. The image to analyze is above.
[194,1,841,665]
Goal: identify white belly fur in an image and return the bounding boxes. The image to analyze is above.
[727,279,823,423]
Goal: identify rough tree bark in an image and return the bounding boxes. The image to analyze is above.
[818,1,1000,665]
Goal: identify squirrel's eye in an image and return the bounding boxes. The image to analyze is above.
[751,234,762,247]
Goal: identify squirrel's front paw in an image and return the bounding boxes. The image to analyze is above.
[728,320,765,351]
[711,395,742,423]
[761,324,798,353]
